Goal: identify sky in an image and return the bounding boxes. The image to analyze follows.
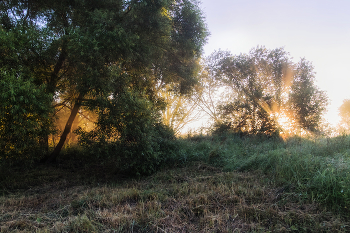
[198,0,350,127]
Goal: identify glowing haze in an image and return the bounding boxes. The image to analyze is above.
[200,0,350,128]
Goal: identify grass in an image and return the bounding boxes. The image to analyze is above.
[1,134,350,232]
[1,162,349,232]
[216,135,350,211]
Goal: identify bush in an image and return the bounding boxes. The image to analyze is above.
[0,70,53,166]
[77,90,178,176]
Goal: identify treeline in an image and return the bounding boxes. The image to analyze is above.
[0,0,327,175]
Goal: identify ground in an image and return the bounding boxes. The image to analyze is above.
[1,161,349,232]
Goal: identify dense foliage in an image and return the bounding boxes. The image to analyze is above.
[77,88,177,175]
[0,0,208,172]
[0,70,52,164]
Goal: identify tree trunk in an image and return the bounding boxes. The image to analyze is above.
[45,93,84,163]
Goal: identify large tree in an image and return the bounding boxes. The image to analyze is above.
[210,47,293,135]
[1,0,208,163]
[207,47,327,136]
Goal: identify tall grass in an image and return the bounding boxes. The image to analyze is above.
[174,133,350,211]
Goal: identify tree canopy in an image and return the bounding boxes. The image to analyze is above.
[0,0,208,170]
[206,47,328,136]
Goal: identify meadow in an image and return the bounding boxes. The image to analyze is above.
[1,133,350,232]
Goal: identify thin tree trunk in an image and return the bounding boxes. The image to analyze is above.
[45,93,84,163]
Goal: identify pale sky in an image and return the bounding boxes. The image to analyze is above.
[199,0,350,127]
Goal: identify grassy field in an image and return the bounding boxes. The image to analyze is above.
[1,134,350,232]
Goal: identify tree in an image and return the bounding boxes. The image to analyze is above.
[160,84,202,135]
[207,47,327,136]
[210,47,294,135]
[193,58,223,125]
[160,58,226,135]
[288,59,328,133]
[1,0,208,164]
[338,99,350,133]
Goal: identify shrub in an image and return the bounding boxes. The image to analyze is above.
[77,90,177,176]
[0,70,53,166]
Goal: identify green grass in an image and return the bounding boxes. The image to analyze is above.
[1,134,350,232]
[1,162,349,232]
[165,133,350,211]
[178,134,350,211]
[214,135,350,211]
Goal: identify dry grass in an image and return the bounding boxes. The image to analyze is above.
[1,161,349,232]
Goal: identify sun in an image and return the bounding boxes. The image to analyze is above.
[277,113,290,129]
[274,111,312,139]
[274,111,296,138]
